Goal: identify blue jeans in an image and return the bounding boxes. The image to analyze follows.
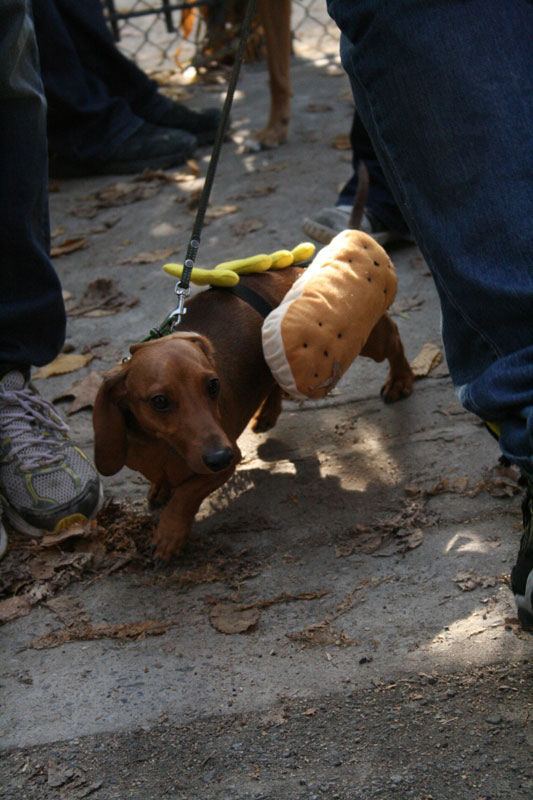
[0,0,65,373]
[327,0,533,474]
[337,110,410,238]
[31,0,172,161]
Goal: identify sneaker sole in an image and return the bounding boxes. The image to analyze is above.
[2,482,104,538]
[302,217,406,247]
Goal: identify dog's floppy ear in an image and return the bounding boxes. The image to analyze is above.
[169,331,216,364]
[92,364,129,476]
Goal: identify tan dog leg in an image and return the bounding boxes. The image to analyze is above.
[251,385,283,432]
[255,0,292,148]
[152,459,240,561]
[360,313,414,402]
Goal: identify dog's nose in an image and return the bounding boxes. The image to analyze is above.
[202,447,234,472]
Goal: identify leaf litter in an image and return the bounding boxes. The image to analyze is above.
[70,164,199,219]
[0,500,268,632]
[334,498,435,559]
[206,590,328,635]
[423,461,522,499]
[65,277,139,317]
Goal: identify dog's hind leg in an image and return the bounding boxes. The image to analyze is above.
[360,312,414,402]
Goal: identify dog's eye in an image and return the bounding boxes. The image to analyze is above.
[206,377,220,399]
[149,394,170,411]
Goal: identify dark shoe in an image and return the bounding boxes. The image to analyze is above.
[512,476,533,630]
[154,104,221,146]
[49,122,197,178]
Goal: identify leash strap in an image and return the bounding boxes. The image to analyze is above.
[178,0,258,293]
[145,0,258,341]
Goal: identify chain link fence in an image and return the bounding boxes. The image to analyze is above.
[102,1,340,73]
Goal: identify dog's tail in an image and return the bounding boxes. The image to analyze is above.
[348,161,370,230]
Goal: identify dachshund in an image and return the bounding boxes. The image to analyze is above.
[93,268,413,561]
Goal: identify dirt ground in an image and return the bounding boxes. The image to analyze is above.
[0,11,531,800]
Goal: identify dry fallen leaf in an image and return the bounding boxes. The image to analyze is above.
[30,619,176,649]
[33,352,94,379]
[66,278,139,317]
[72,179,163,218]
[410,342,442,377]
[39,523,90,549]
[261,708,288,727]
[286,621,357,648]
[231,218,266,237]
[454,570,500,592]
[0,595,33,624]
[50,236,88,258]
[205,203,239,220]
[306,103,333,113]
[53,371,104,415]
[332,133,351,150]
[208,602,260,634]
[117,247,178,265]
[426,475,469,496]
[404,528,424,550]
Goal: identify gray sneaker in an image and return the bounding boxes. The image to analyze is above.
[0,371,103,537]
[302,204,408,247]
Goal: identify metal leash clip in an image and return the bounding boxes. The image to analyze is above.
[169,282,191,330]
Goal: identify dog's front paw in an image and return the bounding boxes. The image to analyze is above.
[152,524,188,563]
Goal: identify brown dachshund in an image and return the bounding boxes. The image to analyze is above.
[93,268,413,561]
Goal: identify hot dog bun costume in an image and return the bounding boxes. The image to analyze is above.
[261,229,397,400]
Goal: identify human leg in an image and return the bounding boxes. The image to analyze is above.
[32,0,219,160]
[0,0,64,371]
[0,0,101,543]
[302,109,412,245]
[327,0,533,625]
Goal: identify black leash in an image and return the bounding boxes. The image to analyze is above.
[149,0,258,339]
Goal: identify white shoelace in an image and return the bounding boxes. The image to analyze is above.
[0,384,69,469]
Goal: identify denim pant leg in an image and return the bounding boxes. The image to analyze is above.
[32,0,144,161]
[0,0,65,372]
[327,0,533,472]
[49,0,170,120]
